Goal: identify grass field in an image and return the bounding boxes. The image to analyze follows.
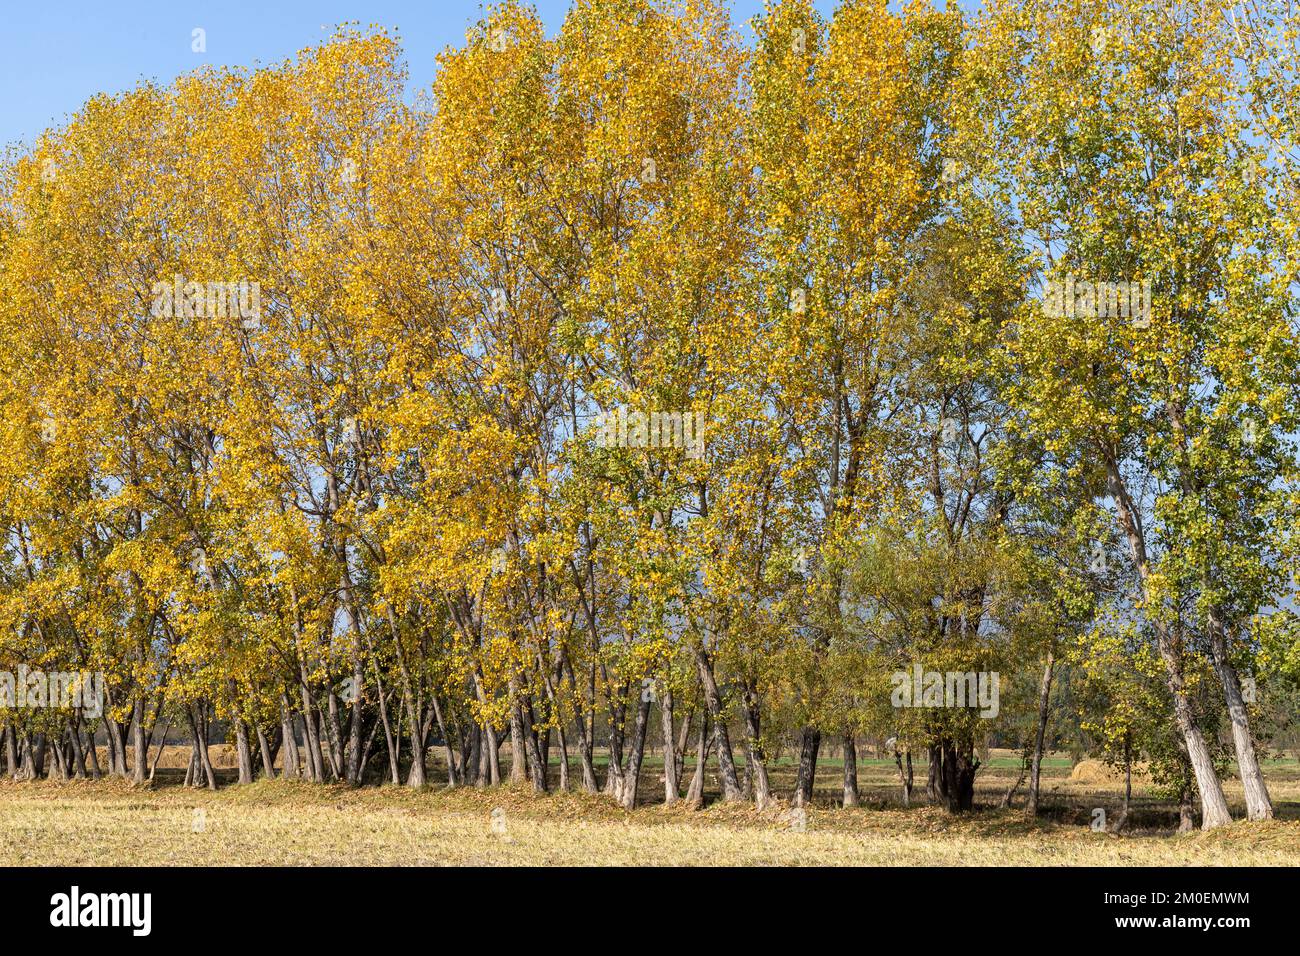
[2,749,1298,865]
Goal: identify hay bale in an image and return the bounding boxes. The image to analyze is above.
[87,742,240,771]
[1069,758,1149,785]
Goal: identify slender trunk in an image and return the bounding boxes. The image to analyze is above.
[148,722,171,783]
[523,700,548,793]
[841,735,859,808]
[1124,747,1132,813]
[555,724,570,792]
[103,714,126,777]
[407,711,428,788]
[1112,733,1132,834]
[792,728,820,808]
[603,680,628,800]
[339,675,362,783]
[1206,610,1272,820]
[561,653,598,792]
[507,676,527,785]
[27,734,42,779]
[692,646,741,801]
[739,687,770,808]
[68,720,85,779]
[1159,634,1232,828]
[1026,650,1054,817]
[1000,751,1028,809]
[374,675,399,786]
[256,725,276,780]
[467,723,482,786]
[480,723,493,785]
[1109,462,1232,829]
[620,693,652,809]
[131,698,147,785]
[5,723,19,780]
[927,742,944,802]
[279,697,301,780]
[49,735,67,781]
[894,746,913,807]
[469,668,501,786]
[660,689,679,805]
[685,713,710,809]
[430,694,457,787]
[192,704,217,791]
[200,708,219,790]
[87,724,102,780]
[299,682,325,783]
[674,709,691,787]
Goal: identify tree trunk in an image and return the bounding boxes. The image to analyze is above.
[602,680,627,800]
[1000,751,1028,809]
[280,697,301,780]
[4,723,18,780]
[344,664,364,784]
[103,713,126,777]
[233,716,255,785]
[1110,463,1232,828]
[523,702,548,793]
[1111,733,1132,834]
[894,746,913,807]
[1206,610,1272,820]
[792,727,820,807]
[841,735,859,808]
[1160,637,1232,829]
[68,720,86,779]
[561,653,599,793]
[256,725,276,780]
[660,689,679,805]
[87,723,102,780]
[1026,649,1054,817]
[740,689,770,809]
[299,683,326,783]
[507,676,528,785]
[482,722,501,786]
[430,694,457,787]
[131,697,147,785]
[620,693,652,809]
[407,714,428,788]
[147,720,169,783]
[554,724,570,792]
[692,646,741,801]
[940,737,978,812]
[685,714,710,809]
[1178,784,1196,833]
[674,709,691,786]
[190,704,218,791]
[467,723,482,786]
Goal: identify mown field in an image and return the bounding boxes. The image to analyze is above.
[1,749,1297,865]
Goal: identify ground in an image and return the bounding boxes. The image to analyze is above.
[1,750,1297,865]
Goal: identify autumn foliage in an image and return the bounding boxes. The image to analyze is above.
[0,0,1297,828]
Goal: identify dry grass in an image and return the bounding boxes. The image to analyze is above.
[2,750,1298,866]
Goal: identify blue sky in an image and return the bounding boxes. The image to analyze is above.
[1,0,890,150]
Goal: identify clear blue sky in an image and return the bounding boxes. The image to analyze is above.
[6,0,935,150]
